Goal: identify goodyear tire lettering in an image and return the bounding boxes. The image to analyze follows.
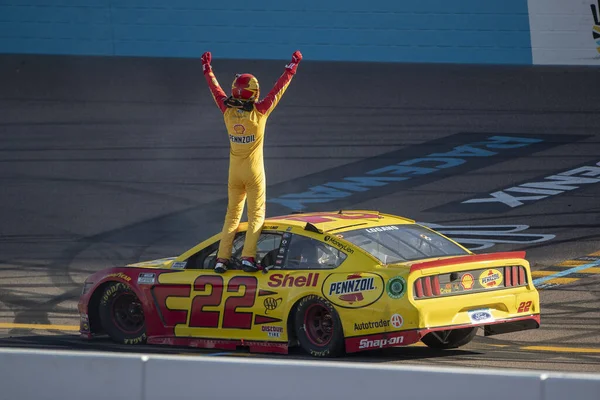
[100,282,129,305]
[124,333,147,345]
[310,349,330,357]
[98,282,147,345]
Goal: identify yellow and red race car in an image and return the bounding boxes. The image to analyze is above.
[78,210,540,357]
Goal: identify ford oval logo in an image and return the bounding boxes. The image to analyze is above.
[471,311,491,321]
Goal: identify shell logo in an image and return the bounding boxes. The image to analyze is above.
[479,269,503,288]
[233,124,246,135]
[460,273,474,290]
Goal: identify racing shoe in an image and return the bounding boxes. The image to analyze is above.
[214,258,229,274]
[241,257,259,272]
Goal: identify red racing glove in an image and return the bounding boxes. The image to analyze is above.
[201,51,212,74]
[285,50,302,75]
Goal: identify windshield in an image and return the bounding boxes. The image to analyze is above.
[340,224,469,264]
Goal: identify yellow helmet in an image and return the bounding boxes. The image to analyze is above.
[231,73,259,101]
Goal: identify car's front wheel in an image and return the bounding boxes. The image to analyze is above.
[421,327,478,349]
[294,295,345,357]
[98,282,147,345]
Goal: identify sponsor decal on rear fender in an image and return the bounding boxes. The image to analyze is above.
[345,330,420,352]
[321,272,384,308]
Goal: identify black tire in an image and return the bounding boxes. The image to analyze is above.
[98,282,147,345]
[294,295,345,357]
[421,327,478,349]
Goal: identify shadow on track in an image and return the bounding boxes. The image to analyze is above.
[0,333,480,363]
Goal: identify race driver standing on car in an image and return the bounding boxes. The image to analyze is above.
[201,50,302,273]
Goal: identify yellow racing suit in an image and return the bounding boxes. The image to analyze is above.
[203,67,296,260]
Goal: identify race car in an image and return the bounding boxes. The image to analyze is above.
[78,210,540,357]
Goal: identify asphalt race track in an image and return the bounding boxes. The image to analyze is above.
[1,54,599,372]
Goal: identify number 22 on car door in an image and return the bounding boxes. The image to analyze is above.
[160,272,260,339]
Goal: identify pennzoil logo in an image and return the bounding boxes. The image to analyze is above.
[479,269,503,288]
[322,273,384,308]
[229,134,255,144]
[328,275,375,301]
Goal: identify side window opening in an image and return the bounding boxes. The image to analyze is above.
[252,233,283,267]
[185,232,282,270]
[284,235,347,270]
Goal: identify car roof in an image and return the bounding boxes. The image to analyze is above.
[265,210,415,234]
[174,210,416,262]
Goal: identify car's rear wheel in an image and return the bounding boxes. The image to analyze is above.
[98,282,147,345]
[421,327,478,349]
[294,295,344,357]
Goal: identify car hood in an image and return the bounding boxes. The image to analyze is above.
[125,257,177,269]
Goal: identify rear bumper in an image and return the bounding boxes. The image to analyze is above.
[418,314,540,337]
[344,314,540,353]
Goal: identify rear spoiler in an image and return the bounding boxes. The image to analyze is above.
[409,251,526,273]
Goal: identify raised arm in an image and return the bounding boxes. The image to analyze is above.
[201,52,228,114]
[255,50,302,116]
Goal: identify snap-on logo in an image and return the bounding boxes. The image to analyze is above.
[359,335,404,349]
